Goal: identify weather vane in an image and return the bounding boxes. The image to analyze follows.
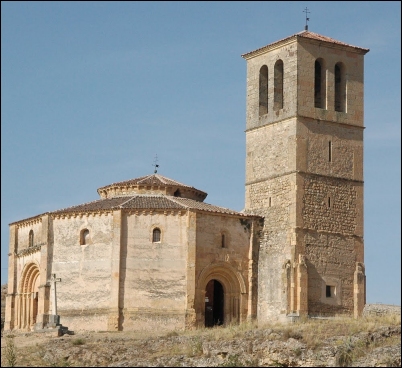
[303,7,310,31]
[152,154,159,174]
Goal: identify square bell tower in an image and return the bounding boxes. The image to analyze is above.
[242,30,369,322]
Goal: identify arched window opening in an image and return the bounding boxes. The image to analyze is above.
[152,228,161,243]
[221,234,225,248]
[80,229,90,245]
[314,58,326,108]
[274,59,284,111]
[29,230,34,247]
[259,65,268,116]
[335,62,346,112]
[174,189,181,197]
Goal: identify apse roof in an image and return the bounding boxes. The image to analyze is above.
[50,194,250,217]
[98,173,200,191]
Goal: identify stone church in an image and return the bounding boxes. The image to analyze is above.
[5,29,369,332]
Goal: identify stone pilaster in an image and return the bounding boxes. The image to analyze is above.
[4,225,17,331]
[35,214,51,329]
[354,262,366,318]
[296,254,308,315]
[108,209,122,330]
[185,210,197,329]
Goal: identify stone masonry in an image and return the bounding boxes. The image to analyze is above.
[5,29,369,333]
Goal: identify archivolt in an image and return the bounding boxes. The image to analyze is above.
[19,262,40,293]
[197,262,247,294]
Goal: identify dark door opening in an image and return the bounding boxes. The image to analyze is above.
[205,279,224,327]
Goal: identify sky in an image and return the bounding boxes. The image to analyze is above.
[1,2,401,305]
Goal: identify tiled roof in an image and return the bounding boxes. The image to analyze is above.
[98,173,202,192]
[169,197,248,216]
[241,30,369,58]
[50,194,251,217]
[52,197,133,214]
[120,196,185,210]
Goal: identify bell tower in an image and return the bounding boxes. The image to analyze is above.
[242,30,369,322]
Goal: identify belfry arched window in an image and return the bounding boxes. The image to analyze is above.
[259,65,268,116]
[29,230,34,247]
[314,58,326,108]
[335,62,346,112]
[152,228,161,243]
[274,59,284,110]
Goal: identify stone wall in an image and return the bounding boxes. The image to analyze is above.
[52,213,114,331]
[195,213,253,326]
[121,210,188,331]
[297,40,365,126]
[245,43,298,132]
[363,304,401,317]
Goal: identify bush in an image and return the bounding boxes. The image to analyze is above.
[71,338,85,346]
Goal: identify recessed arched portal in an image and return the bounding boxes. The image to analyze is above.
[17,262,40,330]
[197,262,247,328]
[205,279,224,327]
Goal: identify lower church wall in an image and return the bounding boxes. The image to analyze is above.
[245,174,295,323]
[51,215,114,313]
[303,231,356,316]
[120,309,186,331]
[58,308,109,332]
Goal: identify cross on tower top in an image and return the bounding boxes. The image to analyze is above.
[152,154,159,174]
[303,7,310,31]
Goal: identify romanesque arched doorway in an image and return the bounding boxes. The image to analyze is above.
[205,279,224,327]
[197,262,247,327]
[16,263,40,330]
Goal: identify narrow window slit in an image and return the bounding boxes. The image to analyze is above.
[329,140,332,162]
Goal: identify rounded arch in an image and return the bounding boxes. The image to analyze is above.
[334,61,347,112]
[314,57,327,109]
[274,59,284,110]
[196,262,247,327]
[80,228,90,245]
[259,64,269,116]
[17,262,41,330]
[152,227,161,243]
[19,262,40,294]
[197,261,247,294]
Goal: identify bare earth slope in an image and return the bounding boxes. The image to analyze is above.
[1,313,400,367]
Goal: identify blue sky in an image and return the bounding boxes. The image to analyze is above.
[1,1,400,305]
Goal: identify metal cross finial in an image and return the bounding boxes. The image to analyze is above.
[303,7,310,31]
[152,154,159,173]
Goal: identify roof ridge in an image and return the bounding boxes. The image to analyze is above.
[118,196,137,208]
[154,173,168,185]
[168,196,191,209]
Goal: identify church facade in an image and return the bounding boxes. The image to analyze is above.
[5,30,369,332]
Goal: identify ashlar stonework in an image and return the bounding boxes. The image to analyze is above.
[5,29,369,332]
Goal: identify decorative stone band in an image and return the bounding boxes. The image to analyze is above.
[15,243,45,257]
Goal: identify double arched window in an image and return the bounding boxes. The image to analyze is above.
[258,60,284,116]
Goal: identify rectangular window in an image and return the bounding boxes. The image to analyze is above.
[326,285,335,298]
